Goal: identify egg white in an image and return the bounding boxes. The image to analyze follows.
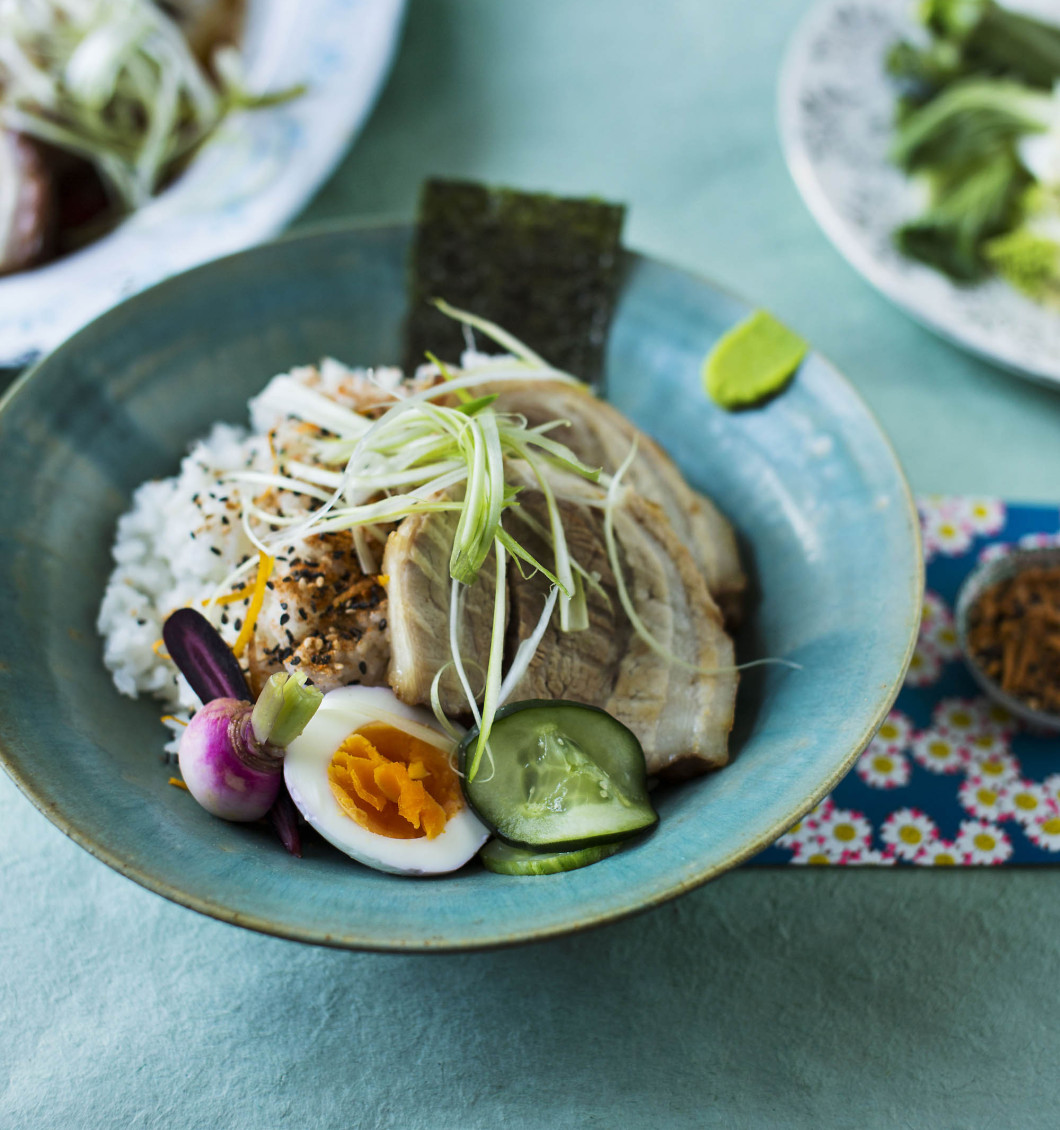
[284,686,488,875]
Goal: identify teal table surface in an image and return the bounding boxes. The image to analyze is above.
[5,2,1060,1127]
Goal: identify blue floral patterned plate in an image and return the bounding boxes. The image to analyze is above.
[0,223,922,950]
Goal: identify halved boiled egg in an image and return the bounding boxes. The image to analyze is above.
[284,685,488,875]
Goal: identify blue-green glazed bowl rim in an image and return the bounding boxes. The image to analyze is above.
[0,221,922,951]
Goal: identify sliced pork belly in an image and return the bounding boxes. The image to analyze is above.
[503,464,737,777]
[0,132,55,275]
[484,380,746,624]
[381,461,737,777]
[383,509,504,715]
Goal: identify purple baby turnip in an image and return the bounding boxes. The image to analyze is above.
[163,609,322,837]
[178,697,283,822]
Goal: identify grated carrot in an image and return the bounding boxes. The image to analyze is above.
[202,582,256,607]
[152,639,170,659]
[168,777,189,791]
[232,551,275,658]
[160,714,188,728]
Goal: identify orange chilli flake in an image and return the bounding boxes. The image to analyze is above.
[168,777,189,791]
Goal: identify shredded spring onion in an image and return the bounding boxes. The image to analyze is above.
[228,305,794,779]
[0,0,301,209]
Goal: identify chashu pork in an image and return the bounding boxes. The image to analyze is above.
[503,463,737,777]
[383,509,504,716]
[381,461,737,777]
[483,380,746,624]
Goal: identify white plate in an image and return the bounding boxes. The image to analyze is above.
[778,0,1060,386]
[0,0,406,368]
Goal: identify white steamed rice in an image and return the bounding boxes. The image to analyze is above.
[96,358,383,737]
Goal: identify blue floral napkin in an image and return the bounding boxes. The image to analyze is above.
[749,497,1060,866]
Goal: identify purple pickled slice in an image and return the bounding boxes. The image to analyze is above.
[163,607,251,704]
[268,784,303,858]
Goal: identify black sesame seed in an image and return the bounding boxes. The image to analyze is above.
[358,661,367,675]
[209,546,221,556]
[378,618,387,631]
[279,613,290,626]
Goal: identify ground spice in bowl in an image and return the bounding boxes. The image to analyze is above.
[965,563,1060,715]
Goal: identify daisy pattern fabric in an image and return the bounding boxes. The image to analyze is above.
[750,497,1060,867]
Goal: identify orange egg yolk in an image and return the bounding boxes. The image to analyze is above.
[327,722,463,839]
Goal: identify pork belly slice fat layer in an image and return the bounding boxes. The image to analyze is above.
[483,380,746,625]
[380,463,737,777]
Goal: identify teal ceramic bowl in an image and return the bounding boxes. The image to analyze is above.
[0,224,921,951]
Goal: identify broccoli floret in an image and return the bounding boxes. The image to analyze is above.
[920,0,1060,89]
[886,0,1060,293]
[885,37,967,94]
[986,228,1060,298]
[984,186,1060,301]
[896,152,1028,280]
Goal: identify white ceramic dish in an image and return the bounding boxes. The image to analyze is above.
[0,0,407,368]
[778,0,1060,387]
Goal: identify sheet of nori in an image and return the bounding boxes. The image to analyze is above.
[404,180,626,388]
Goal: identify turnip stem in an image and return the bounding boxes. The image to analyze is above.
[251,672,323,749]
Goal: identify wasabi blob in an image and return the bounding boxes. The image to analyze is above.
[703,310,808,410]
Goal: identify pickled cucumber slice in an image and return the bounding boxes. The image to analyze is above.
[480,838,624,876]
[458,700,658,850]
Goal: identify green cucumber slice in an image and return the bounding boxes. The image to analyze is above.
[480,838,624,876]
[458,700,658,850]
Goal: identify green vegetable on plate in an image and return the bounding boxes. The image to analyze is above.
[703,310,807,410]
[888,0,1060,105]
[984,184,1060,305]
[885,0,1060,294]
